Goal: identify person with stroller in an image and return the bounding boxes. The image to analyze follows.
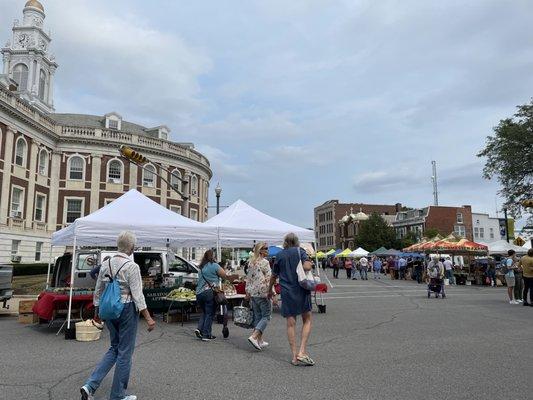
[426,256,445,298]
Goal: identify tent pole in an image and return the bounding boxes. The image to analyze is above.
[66,236,77,331]
[45,244,53,289]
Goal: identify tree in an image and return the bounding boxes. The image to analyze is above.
[397,231,418,250]
[478,101,533,219]
[424,228,442,239]
[354,213,397,251]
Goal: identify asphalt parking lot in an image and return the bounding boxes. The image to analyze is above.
[1,274,532,400]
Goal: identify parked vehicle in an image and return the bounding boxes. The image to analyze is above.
[0,264,14,309]
[51,249,199,289]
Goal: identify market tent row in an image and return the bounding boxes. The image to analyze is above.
[479,240,527,255]
[204,199,315,248]
[348,247,369,257]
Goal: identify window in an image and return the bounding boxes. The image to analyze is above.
[107,159,123,183]
[479,228,484,239]
[11,187,23,218]
[454,225,466,238]
[170,205,182,214]
[170,169,181,192]
[160,132,168,140]
[15,137,26,166]
[35,194,45,222]
[190,209,198,221]
[190,176,198,196]
[38,69,47,101]
[143,164,156,187]
[66,199,83,223]
[38,149,48,175]
[12,63,28,91]
[490,228,494,239]
[35,242,43,261]
[11,240,20,256]
[108,119,118,130]
[474,227,479,238]
[456,213,463,223]
[68,156,84,180]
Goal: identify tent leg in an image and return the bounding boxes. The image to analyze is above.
[66,236,77,332]
[45,245,53,290]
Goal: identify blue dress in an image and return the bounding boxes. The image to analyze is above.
[273,247,312,317]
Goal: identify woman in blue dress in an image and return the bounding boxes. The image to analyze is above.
[268,233,315,366]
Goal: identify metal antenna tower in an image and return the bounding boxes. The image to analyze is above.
[431,161,439,206]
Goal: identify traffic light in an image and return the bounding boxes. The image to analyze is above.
[522,199,533,208]
[119,145,148,165]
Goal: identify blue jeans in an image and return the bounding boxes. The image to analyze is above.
[445,269,455,285]
[251,297,272,333]
[360,268,368,280]
[351,267,358,279]
[373,268,381,279]
[197,289,216,337]
[85,302,138,400]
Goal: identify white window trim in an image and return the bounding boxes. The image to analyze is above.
[64,197,85,225]
[67,154,86,181]
[10,185,25,218]
[11,240,21,256]
[35,241,43,261]
[143,163,156,187]
[14,136,28,167]
[170,168,182,191]
[106,158,124,184]
[190,175,198,196]
[38,148,49,176]
[457,213,463,223]
[190,208,198,221]
[170,205,182,214]
[34,192,47,222]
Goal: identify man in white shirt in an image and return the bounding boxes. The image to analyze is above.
[359,257,369,280]
[443,257,455,285]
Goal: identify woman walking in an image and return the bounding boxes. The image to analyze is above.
[81,231,155,400]
[268,233,315,366]
[245,242,276,350]
[520,248,533,306]
[195,249,238,341]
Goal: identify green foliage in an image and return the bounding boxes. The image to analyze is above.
[13,263,49,277]
[220,248,233,267]
[478,101,533,219]
[397,231,418,249]
[424,228,442,239]
[354,213,398,251]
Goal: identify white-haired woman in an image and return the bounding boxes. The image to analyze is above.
[268,233,315,366]
[245,242,276,350]
[81,231,155,400]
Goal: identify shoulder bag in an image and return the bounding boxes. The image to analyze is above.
[295,248,317,291]
[200,266,228,305]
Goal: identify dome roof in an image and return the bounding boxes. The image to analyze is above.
[340,213,350,223]
[353,211,369,221]
[25,0,44,12]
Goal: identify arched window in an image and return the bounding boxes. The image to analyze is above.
[107,159,123,183]
[15,137,27,166]
[38,149,48,175]
[143,164,156,187]
[38,69,47,101]
[12,64,29,91]
[190,175,198,196]
[68,156,84,180]
[170,169,181,192]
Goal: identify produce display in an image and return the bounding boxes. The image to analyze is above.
[166,287,196,301]
[222,281,237,296]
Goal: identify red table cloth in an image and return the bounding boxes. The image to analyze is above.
[32,292,94,321]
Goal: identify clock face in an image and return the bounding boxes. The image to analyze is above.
[18,33,29,47]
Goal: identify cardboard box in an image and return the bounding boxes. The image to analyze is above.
[18,313,39,324]
[18,299,37,314]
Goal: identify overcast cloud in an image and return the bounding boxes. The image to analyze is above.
[1,0,531,228]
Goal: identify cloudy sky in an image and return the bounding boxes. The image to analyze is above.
[2,0,532,228]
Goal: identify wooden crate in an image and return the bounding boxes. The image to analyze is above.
[18,299,37,314]
[18,313,39,324]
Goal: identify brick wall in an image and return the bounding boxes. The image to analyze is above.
[425,205,473,240]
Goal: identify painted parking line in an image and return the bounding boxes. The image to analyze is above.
[324,292,498,300]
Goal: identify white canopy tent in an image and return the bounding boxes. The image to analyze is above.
[50,189,218,333]
[204,199,315,247]
[480,240,528,255]
[348,247,369,258]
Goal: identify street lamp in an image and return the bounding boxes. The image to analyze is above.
[215,183,222,214]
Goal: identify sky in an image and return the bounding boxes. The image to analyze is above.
[1,0,532,228]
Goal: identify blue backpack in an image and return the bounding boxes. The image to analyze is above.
[98,259,130,321]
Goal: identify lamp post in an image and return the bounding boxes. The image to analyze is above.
[215,183,222,215]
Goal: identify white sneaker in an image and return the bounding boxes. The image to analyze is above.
[121,396,137,400]
[517,299,523,303]
[260,341,269,348]
[80,385,94,400]
[510,300,518,304]
[248,336,262,350]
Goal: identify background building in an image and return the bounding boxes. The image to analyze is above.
[0,1,212,264]
[471,212,503,243]
[314,200,401,250]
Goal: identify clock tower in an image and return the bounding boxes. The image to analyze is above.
[1,0,58,113]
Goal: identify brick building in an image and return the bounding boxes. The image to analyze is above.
[393,205,474,241]
[314,200,402,250]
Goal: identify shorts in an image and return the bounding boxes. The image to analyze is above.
[505,276,515,287]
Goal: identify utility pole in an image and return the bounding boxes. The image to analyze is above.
[431,161,439,206]
[503,207,510,243]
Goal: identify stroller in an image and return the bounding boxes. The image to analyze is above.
[427,262,446,299]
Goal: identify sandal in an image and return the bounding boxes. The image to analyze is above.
[297,355,315,366]
[291,360,300,366]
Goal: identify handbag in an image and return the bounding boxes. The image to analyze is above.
[233,300,254,329]
[200,267,228,305]
[296,248,317,291]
